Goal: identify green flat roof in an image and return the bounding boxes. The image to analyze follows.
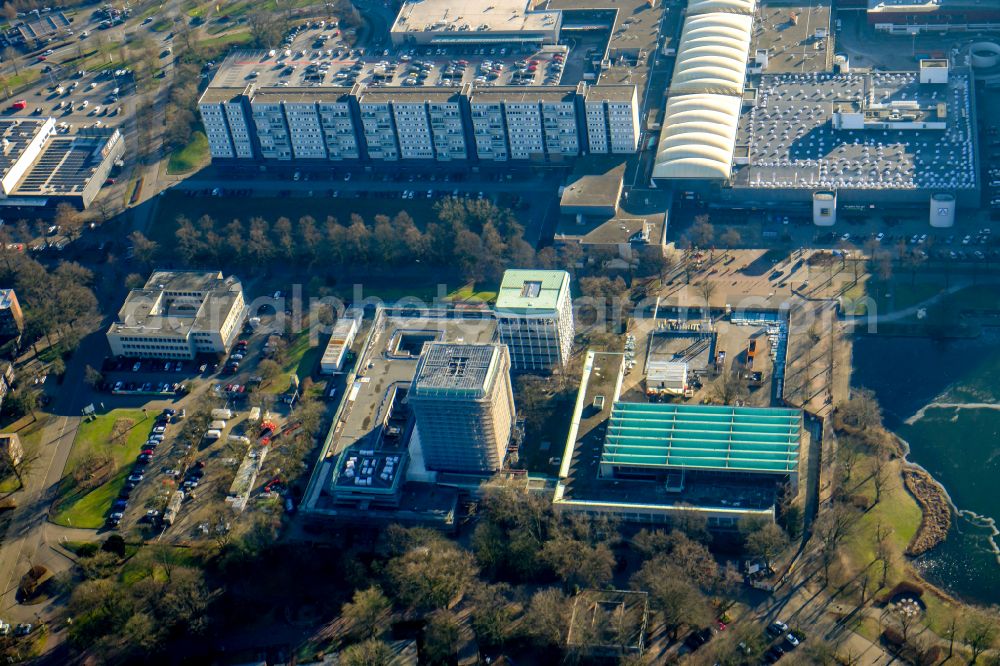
[602,402,801,474]
[495,269,569,313]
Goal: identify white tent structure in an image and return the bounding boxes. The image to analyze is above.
[652,0,755,180]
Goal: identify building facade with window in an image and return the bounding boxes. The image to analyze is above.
[409,342,515,474]
[494,269,574,371]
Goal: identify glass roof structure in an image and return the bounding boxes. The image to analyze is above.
[601,402,801,474]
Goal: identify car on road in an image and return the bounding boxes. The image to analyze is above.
[132,362,141,372]
[152,425,165,434]
[0,620,10,635]
[127,472,144,483]
[107,512,123,527]
[14,623,32,637]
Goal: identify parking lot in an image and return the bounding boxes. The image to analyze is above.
[1,66,132,130]
[85,317,323,541]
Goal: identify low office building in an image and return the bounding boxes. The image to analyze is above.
[559,163,626,217]
[495,269,574,371]
[320,315,360,374]
[410,342,516,474]
[0,289,24,343]
[106,271,247,360]
[554,351,803,527]
[0,119,124,210]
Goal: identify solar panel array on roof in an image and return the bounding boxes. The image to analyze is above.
[601,402,801,474]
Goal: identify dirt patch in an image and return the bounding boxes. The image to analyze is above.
[110,418,135,446]
[901,464,951,556]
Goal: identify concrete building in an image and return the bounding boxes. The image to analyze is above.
[0,289,24,343]
[320,315,360,374]
[559,164,626,217]
[198,87,256,160]
[390,0,562,46]
[106,271,247,360]
[584,85,641,154]
[724,69,979,209]
[409,342,516,474]
[495,269,574,371]
[197,61,641,166]
[302,308,499,529]
[867,0,1000,33]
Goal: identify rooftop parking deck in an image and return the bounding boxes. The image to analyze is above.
[211,44,578,92]
[751,1,832,74]
[733,70,977,193]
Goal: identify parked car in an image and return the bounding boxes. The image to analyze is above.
[764,645,785,663]
[766,621,789,638]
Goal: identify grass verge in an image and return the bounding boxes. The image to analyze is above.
[444,282,498,304]
[166,131,209,174]
[50,408,153,528]
[265,328,323,395]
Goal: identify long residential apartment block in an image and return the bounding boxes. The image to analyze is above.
[197,76,639,166]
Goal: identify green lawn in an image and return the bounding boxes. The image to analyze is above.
[151,18,172,32]
[444,283,498,304]
[52,467,132,528]
[265,328,323,395]
[51,409,154,528]
[842,458,921,570]
[196,30,252,51]
[840,279,869,315]
[4,69,41,89]
[167,131,209,175]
